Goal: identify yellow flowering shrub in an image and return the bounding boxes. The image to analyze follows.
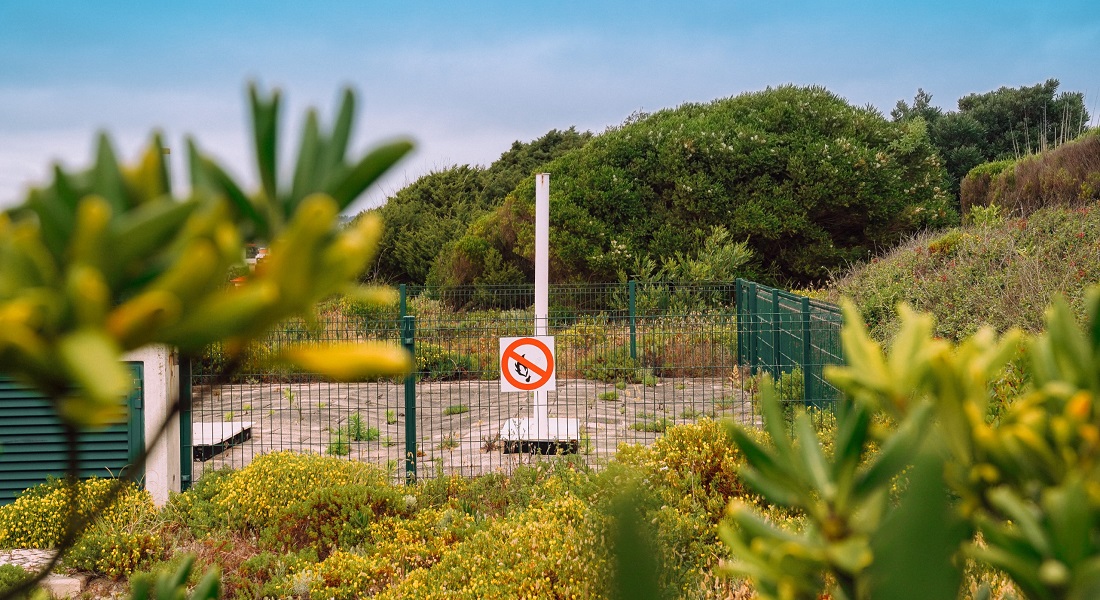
[376,495,610,599]
[162,467,234,533]
[216,451,385,529]
[0,477,153,549]
[65,529,164,578]
[616,418,745,518]
[251,508,476,599]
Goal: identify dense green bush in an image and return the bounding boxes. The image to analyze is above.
[370,128,591,284]
[893,80,1091,200]
[0,564,31,600]
[262,483,409,558]
[433,85,955,288]
[163,468,235,534]
[579,345,642,383]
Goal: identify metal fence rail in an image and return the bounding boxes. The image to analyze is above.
[186,280,844,484]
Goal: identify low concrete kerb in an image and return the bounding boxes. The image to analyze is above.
[0,549,87,599]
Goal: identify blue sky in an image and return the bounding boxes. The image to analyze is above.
[1,1,1097,212]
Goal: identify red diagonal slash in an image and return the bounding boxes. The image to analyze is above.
[502,338,555,391]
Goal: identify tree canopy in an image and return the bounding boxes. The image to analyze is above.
[892,79,1090,199]
[430,85,954,288]
[367,127,591,283]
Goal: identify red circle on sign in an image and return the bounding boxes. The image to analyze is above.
[501,338,555,391]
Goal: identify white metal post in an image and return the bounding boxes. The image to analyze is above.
[533,173,550,434]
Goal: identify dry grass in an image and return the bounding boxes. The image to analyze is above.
[962,131,1100,215]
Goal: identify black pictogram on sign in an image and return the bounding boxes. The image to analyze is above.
[500,337,556,392]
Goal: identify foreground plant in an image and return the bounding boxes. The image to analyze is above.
[722,289,1100,600]
[0,84,413,599]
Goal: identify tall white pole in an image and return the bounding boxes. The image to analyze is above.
[535,173,550,336]
[534,173,550,431]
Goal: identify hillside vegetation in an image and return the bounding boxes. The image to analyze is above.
[828,201,1100,342]
[960,128,1100,215]
[429,85,954,290]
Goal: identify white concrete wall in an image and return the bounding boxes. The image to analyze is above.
[122,345,180,506]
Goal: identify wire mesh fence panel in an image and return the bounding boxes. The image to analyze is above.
[735,278,845,414]
[189,303,406,481]
[187,280,839,483]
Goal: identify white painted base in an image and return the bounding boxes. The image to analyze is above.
[499,417,578,443]
[193,421,253,446]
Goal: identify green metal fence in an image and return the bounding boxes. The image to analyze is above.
[735,278,844,409]
[185,280,845,484]
[187,282,747,483]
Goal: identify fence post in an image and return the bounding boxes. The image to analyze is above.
[748,282,758,374]
[801,296,814,410]
[399,284,407,318]
[401,315,416,484]
[179,356,192,492]
[771,288,781,379]
[628,280,637,360]
[735,279,744,366]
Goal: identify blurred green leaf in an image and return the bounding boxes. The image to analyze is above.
[869,451,965,600]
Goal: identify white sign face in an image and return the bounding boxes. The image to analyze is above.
[499,336,556,393]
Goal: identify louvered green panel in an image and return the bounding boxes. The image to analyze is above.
[0,363,144,504]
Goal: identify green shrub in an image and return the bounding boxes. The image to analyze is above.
[262,484,407,559]
[434,85,954,287]
[220,550,316,600]
[340,295,399,331]
[721,290,1100,600]
[618,419,746,516]
[580,346,641,383]
[66,529,164,578]
[371,128,591,285]
[415,343,479,381]
[346,413,378,442]
[327,430,351,456]
[163,468,234,534]
[830,201,1100,342]
[0,564,31,600]
[961,133,1100,215]
[966,202,1004,227]
[631,418,672,433]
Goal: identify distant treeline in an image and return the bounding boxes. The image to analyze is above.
[362,79,1091,290]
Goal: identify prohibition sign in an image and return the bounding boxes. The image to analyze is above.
[500,336,556,392]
